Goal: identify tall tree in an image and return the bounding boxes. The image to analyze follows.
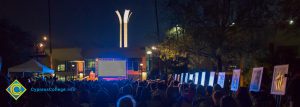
[0,19,35,75]
[160,0,280,73]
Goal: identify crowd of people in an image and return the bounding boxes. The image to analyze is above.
[0,75,281,107]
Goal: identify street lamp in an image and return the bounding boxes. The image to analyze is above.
[43,36,48,41]
[230,22,235,26]
[146,50,152,55]
[151,46,157,50]
[289,19,294,25]
[140,63,143,66]
[39,43,44,48]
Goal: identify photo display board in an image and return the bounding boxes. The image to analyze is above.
[180,73,184,84]
[189,74,194,81]
[185,73,189,83]
[177,74,181,82]
[208,72,215,86]
[201,72,206,86]
[231,69,241,91]
[174,74,178,81]
[217,72,225,88]
[249,67,264,92]
[271,65,289,95]
[194,72,199,84]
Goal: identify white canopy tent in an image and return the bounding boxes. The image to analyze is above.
[8,59,54,74]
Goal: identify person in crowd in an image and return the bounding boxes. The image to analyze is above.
[220,95,238,107]
[193,85,206,107]
[212,90,223,107]
[117,95,137,107]
[236,87,252,107]
[166,80,180,107]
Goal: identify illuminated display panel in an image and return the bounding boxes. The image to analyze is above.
[194,72,199,84]
[271,65,289,95]
[201,72,206,86]
[185,73,188,83]
[249,67,264,92]
[57,64,65,71]
[180,73,184,84]
[96,59,127,77]
[208,72,215,86]
[231,69,241,91]
[217,72,225,88]
[177,74,180,81]
[77,62,84,73]
[189,74,194,81]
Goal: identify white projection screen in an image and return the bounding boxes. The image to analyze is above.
[97,59,127,77]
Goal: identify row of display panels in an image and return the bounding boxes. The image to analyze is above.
[172,64,289,95]
[173,71,223,87]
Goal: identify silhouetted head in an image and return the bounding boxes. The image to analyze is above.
[220,95,237,107]
[117,95,136,107]
[213,84,222,92]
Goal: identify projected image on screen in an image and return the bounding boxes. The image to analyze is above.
[97,60,126,76]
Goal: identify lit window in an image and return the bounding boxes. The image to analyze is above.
[57,64,65,71]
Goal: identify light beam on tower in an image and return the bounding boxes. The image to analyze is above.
[115,10,123,48]
[115,9,132,48]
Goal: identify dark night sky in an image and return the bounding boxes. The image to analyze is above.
[0,0,159,49]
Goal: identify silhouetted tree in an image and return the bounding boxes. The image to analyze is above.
[0,19,35,75]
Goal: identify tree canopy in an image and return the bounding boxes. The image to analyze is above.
[0,19,35,75]
[158,0,300,74]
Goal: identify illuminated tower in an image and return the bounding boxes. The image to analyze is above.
[116,9,132,48]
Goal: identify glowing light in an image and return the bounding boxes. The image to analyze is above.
[289,20,294,25]
[43,36,47,41]
[185,73,188,83]
[180,73,184,84]
[39,43,44,48]
[208,72,215,86]
[230,22,235,26]
[116,10,123,48]
[79,73,83,80]
[123,10,131,48]
[194,72,199,84]
[146,51,152,55]
[151,46,157,50]
[139,63,143,66]
[189,74,194,81]
[201,72,206,86]
[141,72,147,80]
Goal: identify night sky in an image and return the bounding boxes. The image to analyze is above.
[0,0,158,49]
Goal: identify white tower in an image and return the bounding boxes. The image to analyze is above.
[116,9,132,48]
